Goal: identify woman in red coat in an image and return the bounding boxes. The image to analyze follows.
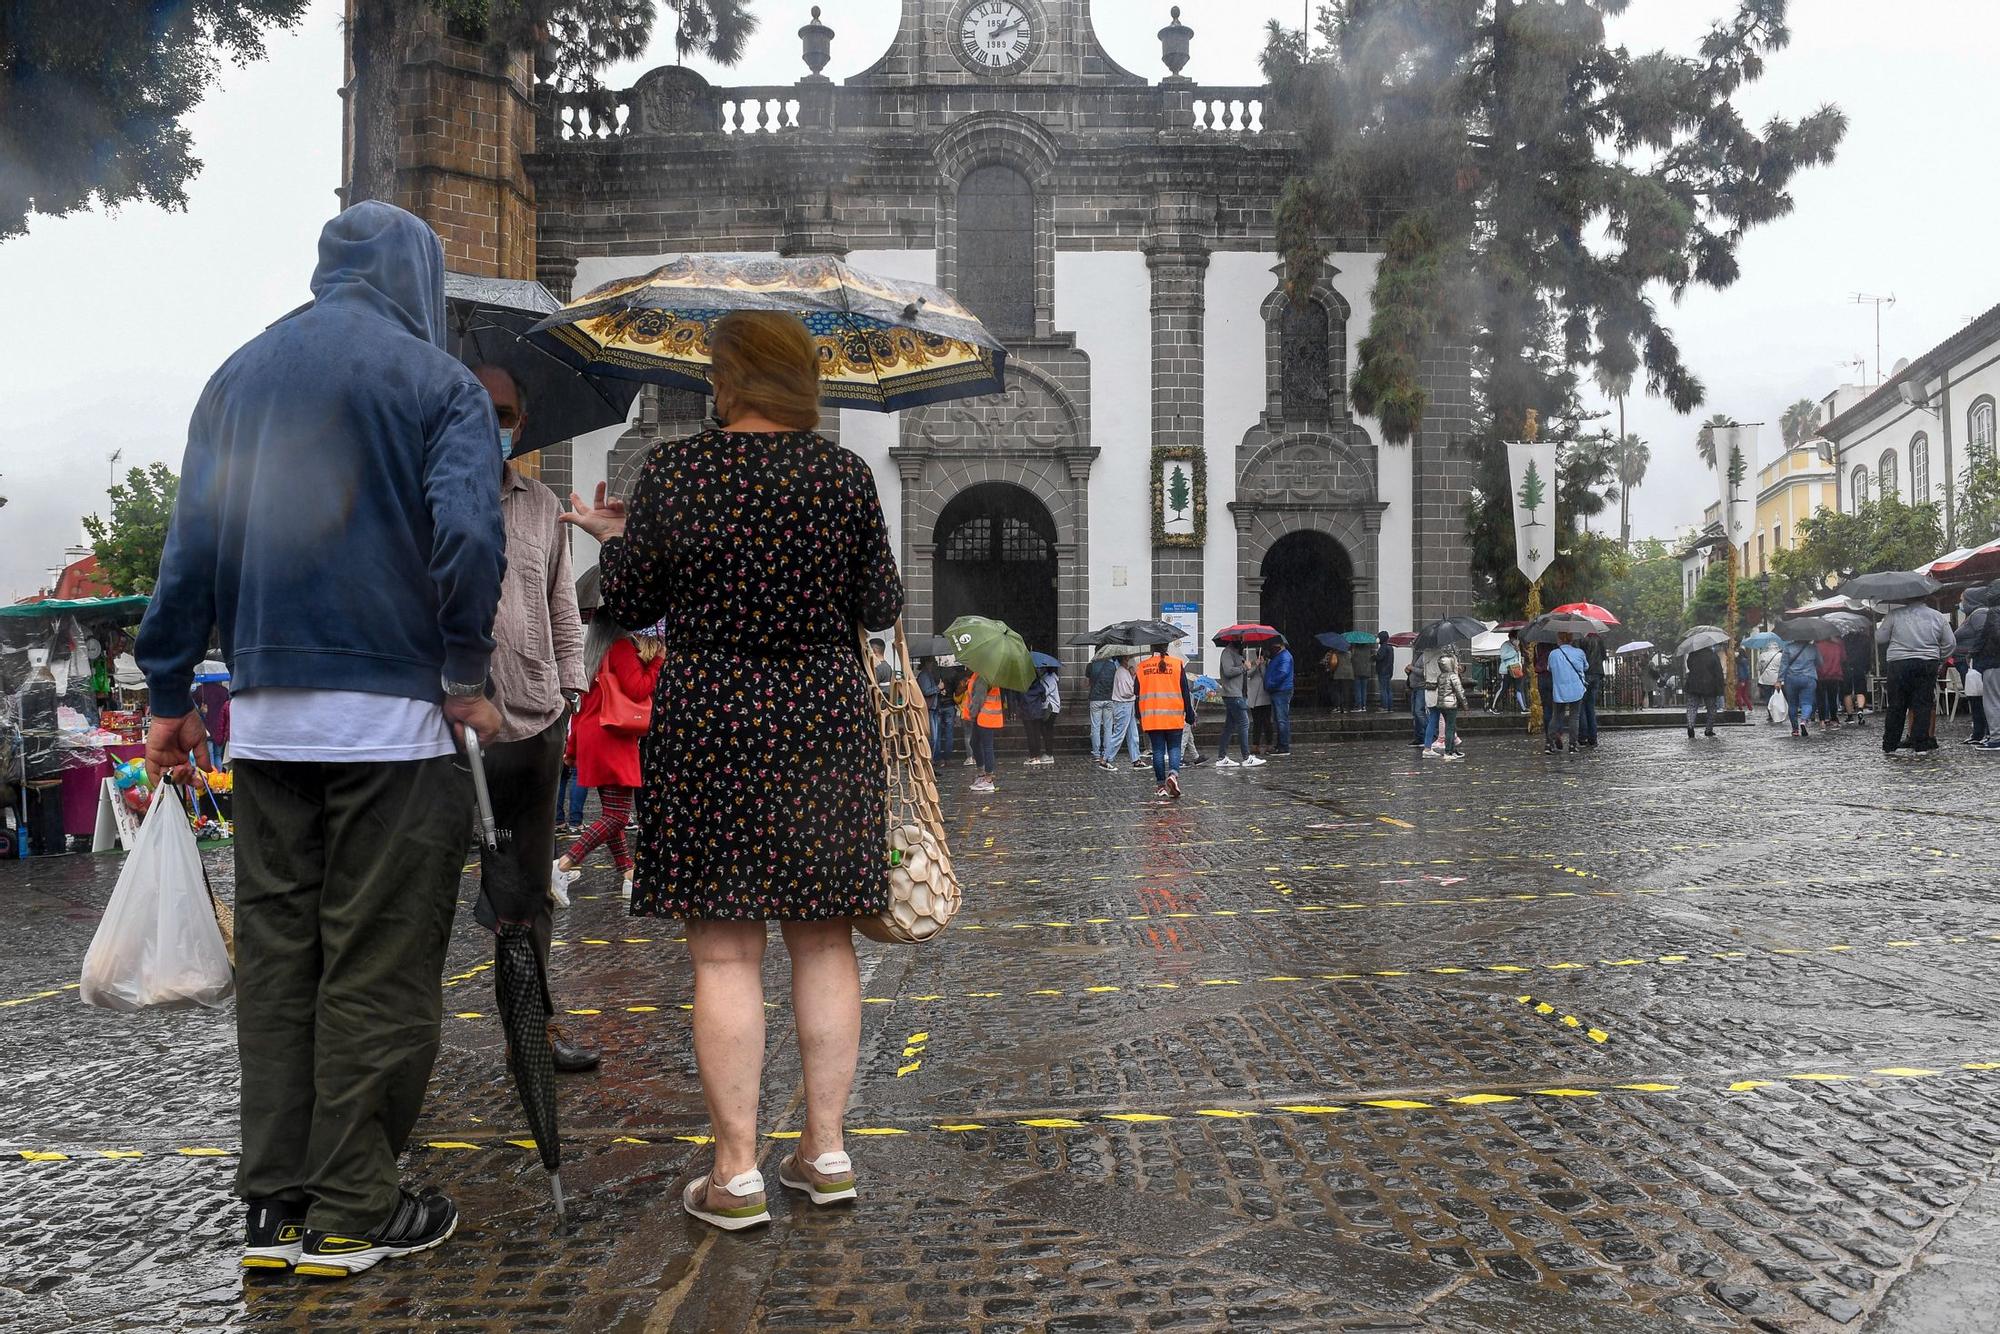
[554,629,663,900]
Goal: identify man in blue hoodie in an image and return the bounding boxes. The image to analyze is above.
[1263,637,1295,756]
[138,202,504,1279]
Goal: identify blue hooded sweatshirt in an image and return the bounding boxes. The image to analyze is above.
[139,202,504,712]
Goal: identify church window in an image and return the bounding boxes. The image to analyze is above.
[956,165,1034,339]
[1851,465,1868,510]
[1281,298,1332,420]
[1970,397,1997,463]
[1877,448,1898,500]
[1910,432,1929,503]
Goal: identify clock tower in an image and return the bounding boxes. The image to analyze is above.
[850,0,1147,88]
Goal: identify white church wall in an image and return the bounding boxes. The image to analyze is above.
[1204,251,1272,633]
[1054,249,1153,628]
[842,249,940,560]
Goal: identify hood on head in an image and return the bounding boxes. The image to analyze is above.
[309,201,447,347]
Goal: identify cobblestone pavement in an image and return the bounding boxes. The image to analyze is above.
[3,720,1998,1331]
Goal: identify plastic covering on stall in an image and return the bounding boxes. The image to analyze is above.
[2,611,137,787]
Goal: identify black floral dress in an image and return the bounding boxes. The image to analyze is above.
[598,429,904,920]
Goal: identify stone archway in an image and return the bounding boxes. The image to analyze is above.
[933,483,1060,653]
[1259,530,1356,704]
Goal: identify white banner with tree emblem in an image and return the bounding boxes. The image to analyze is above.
[1506,441,1560,583]
[1159,457,1196,538]
[1711,423,1758,550]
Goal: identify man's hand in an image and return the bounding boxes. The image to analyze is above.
[559,482,628,543]
[145,713,207,786]
[444,693,503,747]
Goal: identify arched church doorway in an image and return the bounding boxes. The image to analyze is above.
[1259,530,1355,706]
[933,483,1059,655]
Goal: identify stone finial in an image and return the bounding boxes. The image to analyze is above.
[799,5,834,80]
[1159,6,1193,78]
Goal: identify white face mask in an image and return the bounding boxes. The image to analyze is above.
[498,428,514,457]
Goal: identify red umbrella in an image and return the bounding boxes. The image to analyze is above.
[1550,602,1620,625]
[1386,631,1419,647]
[1927,537,2000,581]
[1213,623,1282,645]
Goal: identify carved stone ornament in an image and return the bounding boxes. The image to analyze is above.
[630,65,718,135]
[912,381,1066,450]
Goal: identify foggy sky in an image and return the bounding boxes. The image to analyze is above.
[3,0,1993,600]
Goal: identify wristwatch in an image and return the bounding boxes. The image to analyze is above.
[441,676,489,699]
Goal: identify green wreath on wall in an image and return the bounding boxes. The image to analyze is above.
[1151,445,1207,548]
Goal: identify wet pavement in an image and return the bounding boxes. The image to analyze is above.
[3,719,1998,1331]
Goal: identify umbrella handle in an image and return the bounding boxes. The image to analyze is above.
[549,1168,567,1223]
[464,734,501,854]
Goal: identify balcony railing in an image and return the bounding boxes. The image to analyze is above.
[542,76,1276,145]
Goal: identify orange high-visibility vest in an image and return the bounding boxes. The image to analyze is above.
[961,675,1006,729]
[1135,656,1186,733]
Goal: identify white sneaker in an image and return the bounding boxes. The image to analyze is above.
[549,860,577,908]
[964,755,977,767]
[1242,756,1267,768]
[1215,757,1240,768]
[620,875,634,900]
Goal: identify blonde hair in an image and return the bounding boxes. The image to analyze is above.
[711,310,821,430]
[632,634,666,665]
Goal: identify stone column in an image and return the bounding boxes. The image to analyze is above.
[1411,340,1478,622]
[1145,196,1211,630]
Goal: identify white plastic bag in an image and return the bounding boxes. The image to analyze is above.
[1767,690,1788,725]
[80,786,235,1011]
[1966,668,1984,698]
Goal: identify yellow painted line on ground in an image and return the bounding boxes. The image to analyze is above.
[1517,994,1611,1044]
[20,1060,1994,1166]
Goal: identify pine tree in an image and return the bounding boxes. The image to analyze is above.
[1517,460,1546,527]
[1168,464,1193,521]
[1263,3,1845,606]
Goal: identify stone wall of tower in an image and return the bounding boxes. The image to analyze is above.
[340,6,537,280]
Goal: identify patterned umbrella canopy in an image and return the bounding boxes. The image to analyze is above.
[527,255,1007,412]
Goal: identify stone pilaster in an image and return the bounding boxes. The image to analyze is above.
[1411,339,1477,622]
[1145,197,1210,624]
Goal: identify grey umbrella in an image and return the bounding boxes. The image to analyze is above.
[1837,570,1942,604]
[1521,612,1610,644]
[1777,616,1839,643]
[1101,619,1189,646]
[444,272,642,458]
[1674,625,1731,657]
[575,565,601,614]
[1413,615,1487,653]
[1822,610,1873,635]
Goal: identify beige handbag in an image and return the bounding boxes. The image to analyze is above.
[855,622,961,944]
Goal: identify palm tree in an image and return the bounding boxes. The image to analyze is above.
[1615,433,1650,549]
[1695,412,1733,470]
[668,0,758,64]
[1779,398,1819,450]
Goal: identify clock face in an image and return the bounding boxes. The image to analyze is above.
[959,1,1033,72]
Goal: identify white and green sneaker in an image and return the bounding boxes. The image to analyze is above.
[683,1169,771,1231]
[778,1150,858,1205]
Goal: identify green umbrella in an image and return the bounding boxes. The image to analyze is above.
[944,616,1035,691]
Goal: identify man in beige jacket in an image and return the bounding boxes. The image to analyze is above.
[472,366,594,1071]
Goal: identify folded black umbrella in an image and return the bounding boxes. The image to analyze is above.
[464,736,566,1222]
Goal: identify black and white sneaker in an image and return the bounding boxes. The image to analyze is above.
[294,1188,458,1279]
[241,1196,307,1271]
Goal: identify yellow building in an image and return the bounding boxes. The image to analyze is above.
[1699,442,1839,577]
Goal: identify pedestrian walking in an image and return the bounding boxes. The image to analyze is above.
[1327,642,1355,713]
[1842,624,1874,725]
[1428,648,1468,760]
[1814,634,1845,733]
[1372,631,1395,711]
[1135,644,1193,798]
[1496,632,1525,713]
[137,202,505,1276]
[1780,638,1820,737]
[1684,644,1724,739]
[916,656,949,764]
[1245,645,1274,759]
[1580,632,1606,747]
[470,363,596,1073]
[1756,642,1782,722]
[1408,652,1431,748]
[553,624,663,901]
[1969,610,2000,748]
[1215,641,1251,765]
[1733,650,1753,713]
[1534,640,1556,746]
[1876,600,1954,755]
[1020,663,1059,765]
[1264,638,1296,756]
[1114,654,1147,769]
[1087,652,1119,769]
[1547,632,1588,754]
[561,309,904,1232]
[963,672,1006,790]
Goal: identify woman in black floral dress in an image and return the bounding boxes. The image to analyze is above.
[564,311,902,1232]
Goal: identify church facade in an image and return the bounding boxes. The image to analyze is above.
[350,0,1475,678]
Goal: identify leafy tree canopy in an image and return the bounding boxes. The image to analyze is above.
[1766,496,1945,608]
[82,463,179,596]
[1,2,310,240]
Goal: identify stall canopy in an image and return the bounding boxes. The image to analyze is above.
[0,596,148,621]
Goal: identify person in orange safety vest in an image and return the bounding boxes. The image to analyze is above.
[961,672,1006,793]
[1133,646,1193,800]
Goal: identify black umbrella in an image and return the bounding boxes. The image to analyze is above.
[444,273,641,458]
[575,565,601,614]
[1777,616,1839,643]
[464,735,566,1221]
[1837,569,1942,604]
[1068,627,1113,648]
[1412,616,1487,653]
[1674,625,1731,657]
[1100,619,1189,646]
[910,633,953,659]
